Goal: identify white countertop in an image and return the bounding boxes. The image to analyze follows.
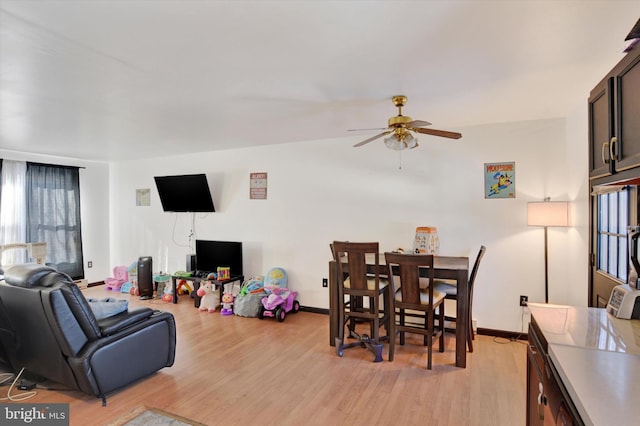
[528,303,640,426]
[528,303,640,354]
[549,345,640,426]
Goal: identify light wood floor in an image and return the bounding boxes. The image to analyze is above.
[10,286,527,425]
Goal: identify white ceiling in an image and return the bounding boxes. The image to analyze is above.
[0,1,638,162]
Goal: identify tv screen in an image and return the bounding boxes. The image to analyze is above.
[154,174,215,212]
[195,240,243,276]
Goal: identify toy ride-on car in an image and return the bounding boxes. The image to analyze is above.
[258,287,300,322]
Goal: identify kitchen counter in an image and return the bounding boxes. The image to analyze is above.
[528,303,640,425]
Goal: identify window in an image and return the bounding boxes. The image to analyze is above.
[0,159,84,279]
[596,188,629,283]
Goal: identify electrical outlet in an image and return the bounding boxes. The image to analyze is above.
[322,278,328,288]
[88,261,93,268]
[519,295,528,306]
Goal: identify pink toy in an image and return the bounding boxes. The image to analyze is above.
[105,266,128,291]
[258,285,300,322]
[196,281,219,313]
[220,291,234,315]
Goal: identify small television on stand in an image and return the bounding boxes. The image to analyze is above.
[154,174,215,213]
[192,240,243,309]
[195,240,243,277]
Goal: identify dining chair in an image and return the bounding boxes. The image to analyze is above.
[331,241,391,362]
[432,245,486,352]
[385,252,446,370]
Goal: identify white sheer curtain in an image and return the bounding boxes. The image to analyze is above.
[0,160,27,266]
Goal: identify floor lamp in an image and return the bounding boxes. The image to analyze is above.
[527,200,569,303]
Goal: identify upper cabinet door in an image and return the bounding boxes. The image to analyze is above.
[588,76,614,179]
[589,47,640,179]
[612,48,640,173]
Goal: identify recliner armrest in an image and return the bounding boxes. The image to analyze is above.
[97,307,154,336]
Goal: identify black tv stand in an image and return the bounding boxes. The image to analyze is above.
[170,274,244,307]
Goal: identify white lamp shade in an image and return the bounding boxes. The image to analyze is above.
[527,201,570,227]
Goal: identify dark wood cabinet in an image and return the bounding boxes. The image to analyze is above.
[588,76,613,178]
[526,341,545,426]
[527,318,582,426]
[589,47,640,179]
[588,47,640,308]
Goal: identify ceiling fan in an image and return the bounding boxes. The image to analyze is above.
[351,95,462,150]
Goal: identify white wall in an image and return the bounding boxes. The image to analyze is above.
[1,114,590,333]
[107,116,588,332]
[562,101,590,306]
[0,149,111,283]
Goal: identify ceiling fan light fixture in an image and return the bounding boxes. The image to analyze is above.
[384,131,417,151]
[351,95,461,149]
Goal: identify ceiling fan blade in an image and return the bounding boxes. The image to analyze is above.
[347,127,388,132]
[353,131,391,147]
[412,127,462,139]
[405,119,431,128]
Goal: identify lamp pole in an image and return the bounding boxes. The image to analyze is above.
[544,226,549,303]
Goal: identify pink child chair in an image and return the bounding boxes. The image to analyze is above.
[105,266,128,291]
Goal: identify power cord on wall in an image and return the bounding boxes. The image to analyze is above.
[492,305,529,345]
[171,212,197,251]
[0,367,37,401]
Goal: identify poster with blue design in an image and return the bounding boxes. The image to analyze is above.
[484,162,515,199]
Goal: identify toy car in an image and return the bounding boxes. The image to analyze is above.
[257,287,300,322]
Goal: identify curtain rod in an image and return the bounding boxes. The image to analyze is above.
[1,158,86,170]
[27,161,86,170]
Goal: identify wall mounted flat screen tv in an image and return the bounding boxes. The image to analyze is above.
[195,240,243,276]
[154,174,215,212]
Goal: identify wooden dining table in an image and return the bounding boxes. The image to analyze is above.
[328,254,470,368]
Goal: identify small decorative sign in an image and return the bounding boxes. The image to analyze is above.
[484,162,515,198]
[250,172,267,199]
[136,188,150,206]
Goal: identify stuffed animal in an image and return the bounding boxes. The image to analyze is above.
[196,281,219,313]
[220,291,234,315]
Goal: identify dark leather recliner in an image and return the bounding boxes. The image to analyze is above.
[0,264,176,404]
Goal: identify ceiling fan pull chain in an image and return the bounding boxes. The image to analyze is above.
[398,150,403,170]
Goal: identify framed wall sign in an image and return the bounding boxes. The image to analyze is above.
[250,172,267,199]
[136,188,150,206]
[484,162,515,199]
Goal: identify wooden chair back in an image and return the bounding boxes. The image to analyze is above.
[331,241,382,296]
[384,251,445,369]
[385,252,435,308]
